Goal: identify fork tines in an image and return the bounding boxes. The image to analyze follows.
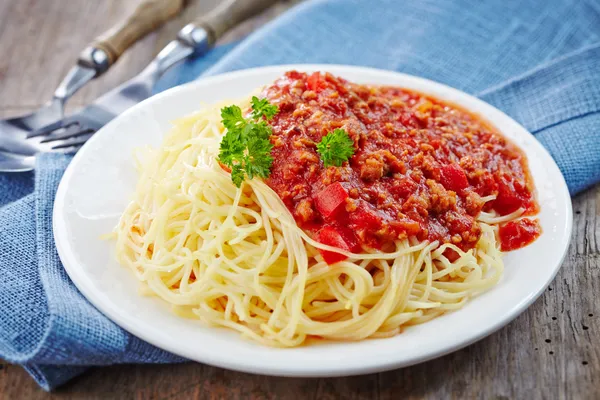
[28,118,96,149]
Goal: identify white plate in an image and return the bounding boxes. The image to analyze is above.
[54,65,572,377]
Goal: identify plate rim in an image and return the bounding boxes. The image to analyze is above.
[53,63,573,377]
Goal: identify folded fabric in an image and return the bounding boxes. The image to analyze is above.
[1,0,599,391]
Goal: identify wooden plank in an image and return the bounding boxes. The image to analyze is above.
[0,107,38,119]
[0,1,134,109]
[0,0,300,111]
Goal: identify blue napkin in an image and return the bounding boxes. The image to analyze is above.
[1,0,599,390]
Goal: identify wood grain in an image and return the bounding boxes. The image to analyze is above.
[0,0,598,399]
[92,0,187,66]
[194,0,279,44]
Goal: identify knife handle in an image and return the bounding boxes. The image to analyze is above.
[79,0,188,74]
[186,0,277,46]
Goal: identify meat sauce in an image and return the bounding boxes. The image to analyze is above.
[262,71,540,263]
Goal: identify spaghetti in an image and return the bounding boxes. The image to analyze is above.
[113,101,528,347]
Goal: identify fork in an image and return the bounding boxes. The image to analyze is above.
[0,0,188,157]
[22,0,277,156]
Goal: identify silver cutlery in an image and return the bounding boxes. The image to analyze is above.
[0,0,188,157]
[0,151,34,173]
[0,0,277,173]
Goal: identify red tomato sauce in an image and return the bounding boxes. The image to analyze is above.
[499,218,542,251]
[261,71,540,262]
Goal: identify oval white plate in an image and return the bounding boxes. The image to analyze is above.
[54,65,572,377]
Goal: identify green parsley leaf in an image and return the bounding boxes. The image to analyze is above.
[218,130,244,166]
[251,121,273,140]
[230,164,245,187]
[251,96,279,121]
[316,128,355,167]
[221,105,246,131]
[218,98,279,187]
[246,135,274,179]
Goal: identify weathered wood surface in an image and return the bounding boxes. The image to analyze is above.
[0,1,598,399]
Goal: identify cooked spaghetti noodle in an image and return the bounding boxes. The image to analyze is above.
[114,97,517,347]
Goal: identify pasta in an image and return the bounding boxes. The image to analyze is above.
[114,99,508,347]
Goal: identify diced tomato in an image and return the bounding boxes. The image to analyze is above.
[440,164,469,192]
[316,225,351,265]
[321,207,361,252]
[301,221,323,234]
[313,182,349,219]
[499,218,541,251]
[494,178,525,215]
[307,72,326,92]
[333,222,361,253]
[349,204,382,230]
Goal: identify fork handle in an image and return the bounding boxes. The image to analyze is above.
[79,0,188,74]
[179,0,277,48]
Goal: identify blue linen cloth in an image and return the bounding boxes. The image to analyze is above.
[1,0,599,390]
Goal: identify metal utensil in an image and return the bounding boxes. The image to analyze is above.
[0,152,34,173]
[0,0,188,156]
[23,0,277,154]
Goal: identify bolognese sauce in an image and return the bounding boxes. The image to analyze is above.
[262,71,540,262]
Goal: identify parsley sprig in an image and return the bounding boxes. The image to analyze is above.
[316,128,355,167]
[218,96,279,187]
[250,96,278,120]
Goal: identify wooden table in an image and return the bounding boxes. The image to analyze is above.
[0,1,598,398]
